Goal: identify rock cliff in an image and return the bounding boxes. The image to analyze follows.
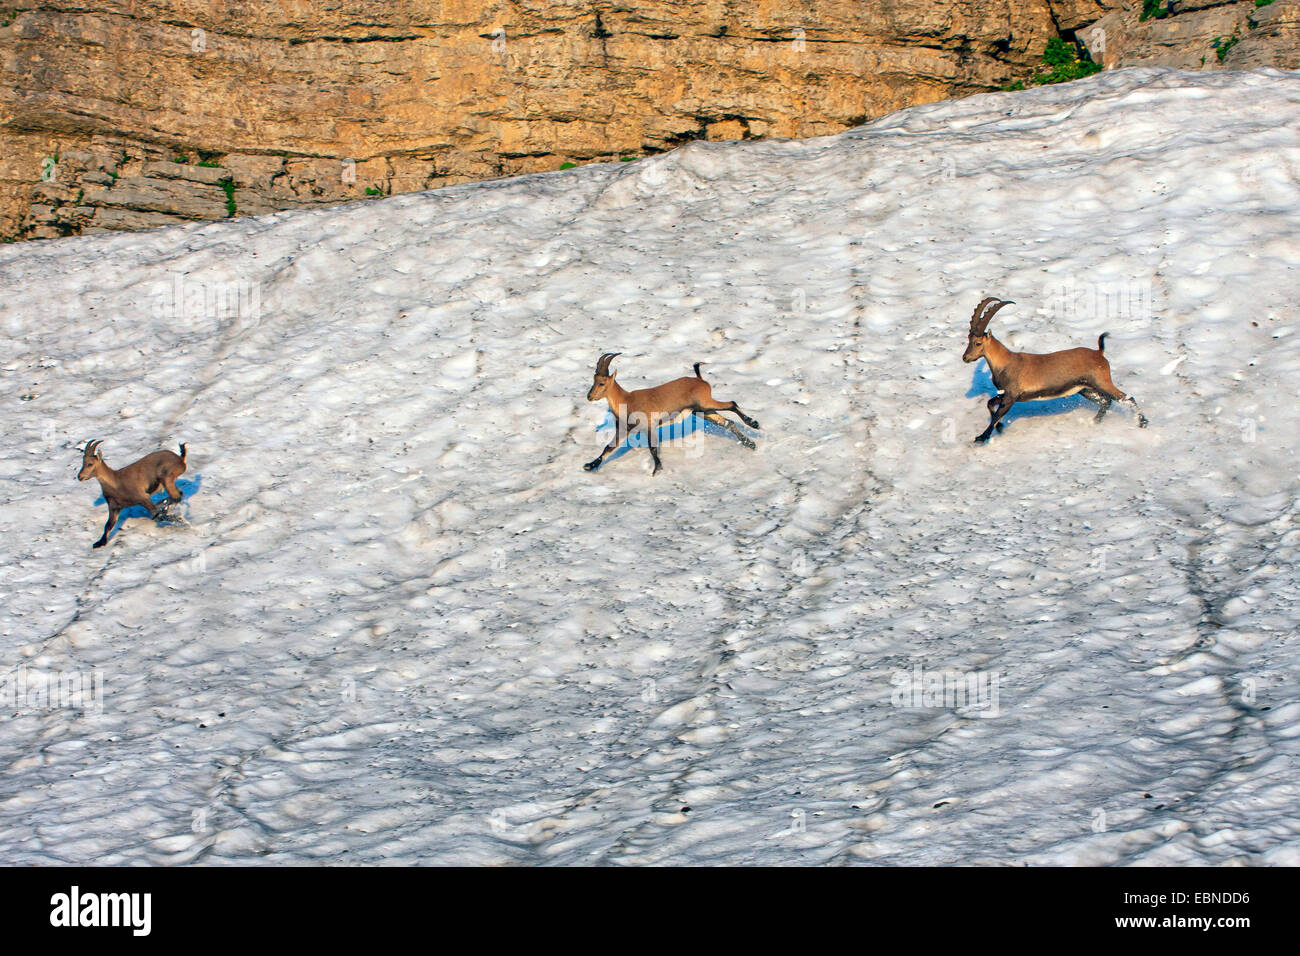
[1,1,1295,240]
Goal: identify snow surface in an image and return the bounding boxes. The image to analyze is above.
[1,67,1298,865]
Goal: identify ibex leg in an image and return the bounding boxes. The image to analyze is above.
[1080,387,1112,423]
[975,400,1016,443]
[94,506,121,549]
[696,411,756,450]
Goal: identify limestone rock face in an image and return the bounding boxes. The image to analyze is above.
[1079,0,1300,72]
[1,1,1297,240]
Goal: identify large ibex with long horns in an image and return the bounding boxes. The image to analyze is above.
[963,296,1148,443]
[583,352,759,475]
[78,439,188,548]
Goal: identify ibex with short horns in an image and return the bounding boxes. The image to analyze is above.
[78,439,188,548]
[584,352,759,475]
[963,297,1148,443]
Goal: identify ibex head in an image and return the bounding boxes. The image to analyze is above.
[963,297,1014,364]
[586,352,621,402]
[78,440,104,481]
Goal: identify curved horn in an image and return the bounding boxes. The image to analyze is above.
[595,352,621,375]
[980,299,1015,331]
[970,296,999,329]
[82,439,102,459]
[971,297,1014,334]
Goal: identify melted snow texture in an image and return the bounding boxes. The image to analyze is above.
[1,68,1298,864]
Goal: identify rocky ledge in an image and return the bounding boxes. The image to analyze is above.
[1,0,1296,241]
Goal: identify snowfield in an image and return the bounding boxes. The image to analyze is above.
[1,67,1298,865]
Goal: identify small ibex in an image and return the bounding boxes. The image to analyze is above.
[963,296,1148,443]
[78,439,188,548]
[584,352,760,475]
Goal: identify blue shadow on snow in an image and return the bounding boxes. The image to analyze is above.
[594,409,751,465]
[966,364,1095,428]
[92,474,202,543]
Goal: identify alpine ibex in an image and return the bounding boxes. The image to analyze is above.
[963,297,1148,443]
[78,439,187,548]
[584,353,759,474]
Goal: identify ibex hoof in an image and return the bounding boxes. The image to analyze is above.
[1138,416,1149,428]
[92,540,106,549]
[583,460,601,472]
